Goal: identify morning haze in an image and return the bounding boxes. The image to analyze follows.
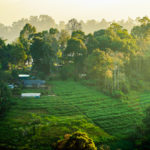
[0,0,150,25]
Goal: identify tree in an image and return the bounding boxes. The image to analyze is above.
[130,16,150,82]
[0,38,9,70]
[72,30,85,41]
[8,42,27,69]
[39,15,56,30]
[30,36,53,77]
[85,34,98,54]
[131,16,150,42]
[59,29,70,51]
[65,38,87,63]
[56,131,97,150]
[49,28,59,36]
[67,18,82,33]
[94,23,136,54]
[85,49,113,90]
[64,37,87,77]
[94,30,111,51]
[19,23,36,63]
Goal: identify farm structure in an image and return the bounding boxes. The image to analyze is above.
[19,74,30,80]
[23,80,46,88]
[21,93,41,98]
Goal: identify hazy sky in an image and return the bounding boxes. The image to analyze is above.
[0,0,150,25]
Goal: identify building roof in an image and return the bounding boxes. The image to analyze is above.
[19,74,30,78]
[23,80,46,85]
[21,93,41,97]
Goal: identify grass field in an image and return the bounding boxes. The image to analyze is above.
[0,80,150,149]
[50,81,143,137]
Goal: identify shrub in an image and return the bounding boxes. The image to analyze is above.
[60,64,75,80]
[0,71,12,82]
[12,88,21,96]
[11,69,19,82]
[0,81,11,115]
[112,90,125,99]
[120,81,130,94]
[56,131,97,150]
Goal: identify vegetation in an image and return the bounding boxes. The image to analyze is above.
[1,16,150,149]
[0,82,113,149]
[56,131,97,150]
[0,81,11,115]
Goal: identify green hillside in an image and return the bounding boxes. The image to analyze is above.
[50,81,143,137]
[0,80,150,149]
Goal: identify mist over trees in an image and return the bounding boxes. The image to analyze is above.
[0,15,140,43]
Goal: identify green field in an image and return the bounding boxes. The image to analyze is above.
[50,81,143,137]
[0,80,150,149]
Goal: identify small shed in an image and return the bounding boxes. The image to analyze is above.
[23,80,46,88]
[19,74,30,80]
[21,93,41,98]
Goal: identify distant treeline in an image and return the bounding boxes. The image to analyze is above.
[1,16,150,97]
[0,15,140,42]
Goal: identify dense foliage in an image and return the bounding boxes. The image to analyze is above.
[1,16,150,94]
[56,131,97,150]
[0,81,11,115]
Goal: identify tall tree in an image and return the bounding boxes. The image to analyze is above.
[8,42,27,69]
[64,37,87,77]
[0,38,8,70]
[19,23,36,64]
[30,36,53,76]
[67,18,82,33]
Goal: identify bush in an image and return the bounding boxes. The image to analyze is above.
[112,90,125,99]
[0,81,11,115]
[60,64,75,80]
[12,88,21,96]
[56,131,97,150]
[120,81,130,94]
[0,71,12,83]
[11,69,19,82]
[130,78,145,91]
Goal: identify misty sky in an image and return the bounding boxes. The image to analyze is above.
[0,0,150,25]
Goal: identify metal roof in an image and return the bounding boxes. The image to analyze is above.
[21,93,41,97]
[23,80,46,85]
[19,74,30,78]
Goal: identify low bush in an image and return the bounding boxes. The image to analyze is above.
[0,81,11,115]
[12,88,21,96]
[56,131,97,150]
[112,90,125,99]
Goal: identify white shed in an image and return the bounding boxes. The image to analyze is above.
[21,93,41,98]
[19,74,30,80]
[19,74,30,78]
